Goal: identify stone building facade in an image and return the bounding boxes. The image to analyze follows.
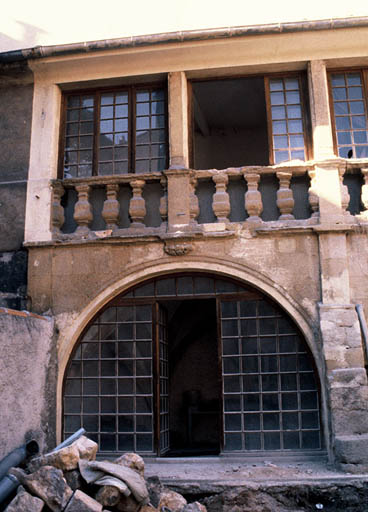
[1,18,368,469]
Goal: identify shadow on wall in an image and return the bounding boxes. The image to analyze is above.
[0,21,48,52]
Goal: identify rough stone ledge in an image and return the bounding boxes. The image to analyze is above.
[335,434,368,465]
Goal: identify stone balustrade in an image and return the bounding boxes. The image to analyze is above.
[50,162,368,240]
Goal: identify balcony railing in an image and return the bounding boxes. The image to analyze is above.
[50,162,368,241]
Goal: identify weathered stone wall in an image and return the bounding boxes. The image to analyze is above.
[27,233,320,319]
[0,63,33,309]
[0,308,55,458]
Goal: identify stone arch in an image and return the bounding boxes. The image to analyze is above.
[56,256,327,451]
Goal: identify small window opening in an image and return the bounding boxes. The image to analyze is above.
[192,78,269,169]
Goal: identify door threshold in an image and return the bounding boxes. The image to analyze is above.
[144,450,328,464]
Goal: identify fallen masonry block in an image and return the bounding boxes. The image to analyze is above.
[13,465,73,512]
[28,436,98,473]
[95,485,121,507]
[158,490,187,512]
[183,502,207,512]
[114,453,145,478]
[64,469,83,491]
[64,490,103,512]
[116,494,141,512]
[5,485,44,512]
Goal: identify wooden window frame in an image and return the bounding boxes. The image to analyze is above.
[265,72,312,165]
[58,83,168,179]
[328,68,368,159]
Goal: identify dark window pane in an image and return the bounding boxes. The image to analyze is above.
[225,433,242,450]
[300,391,318,410]
[101,361,116,377]
[243,394,260,411]
[136,396,152,413]
[101,397,116,413]
[100,434,116,451]
[223,338,239,355]
[262,374,278,392]
[282,412,299,430]
[302,431,320,449]
[136,434,153,452]
[243,375,260,392]
[283,431,300,449]
[83,415,98,431]
[118,415,134,432]
[282,393,298,410]
[243,356,259,373]
[244,432,261,450]
[118,434,134,451]
[118,379,134,395]
[118,360,134,376]
[225,395,242,411]
[263,413,280,430]
[64,415,81,432]
[244,413,260,431]
[118,397,134,412]
[263,393,279,411]
[261,355,278,373]
[223,357,240,374]
[101,415,116,432]
[224,376,241,393]
[65,379,82,395]
[225,414,242,431]
[302,411,319,429]
[264,432,281,450]
[83,397,99,413]
[281,373,297,391]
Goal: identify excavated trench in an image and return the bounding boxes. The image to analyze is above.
[145,459,368,512]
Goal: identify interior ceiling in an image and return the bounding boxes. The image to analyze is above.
[193,77,267,131]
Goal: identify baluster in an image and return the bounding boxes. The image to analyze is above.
[74,184,93,234]
[51,181,65,236]
[308,169,319,218]
[244,171,263,223]
[189,174,199,226]
[339,167,350,213]
[361,168,368,216]
[212,173,230,223]
[129,179,146,228]
[102,183,120,231]
[276,171,294,220]
[159,176,168,228]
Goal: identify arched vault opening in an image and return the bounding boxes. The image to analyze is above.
[60,267,324,457]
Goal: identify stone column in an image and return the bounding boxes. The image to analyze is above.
[51,181,65,236]
[73,184,93,235]
[129,179,146,229]
[164,169,190,233]
[276,171,294,220]
[316,208,368,469]
[244,170,263,223]
[308,60,335,160]
[212,173,230,223]
[102,183,120,231]
[314,159,347,224]
[168,72,189,169]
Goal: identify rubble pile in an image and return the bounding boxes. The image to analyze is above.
[4,436,205,512]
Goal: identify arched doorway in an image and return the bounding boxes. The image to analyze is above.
[63,273,322,456]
